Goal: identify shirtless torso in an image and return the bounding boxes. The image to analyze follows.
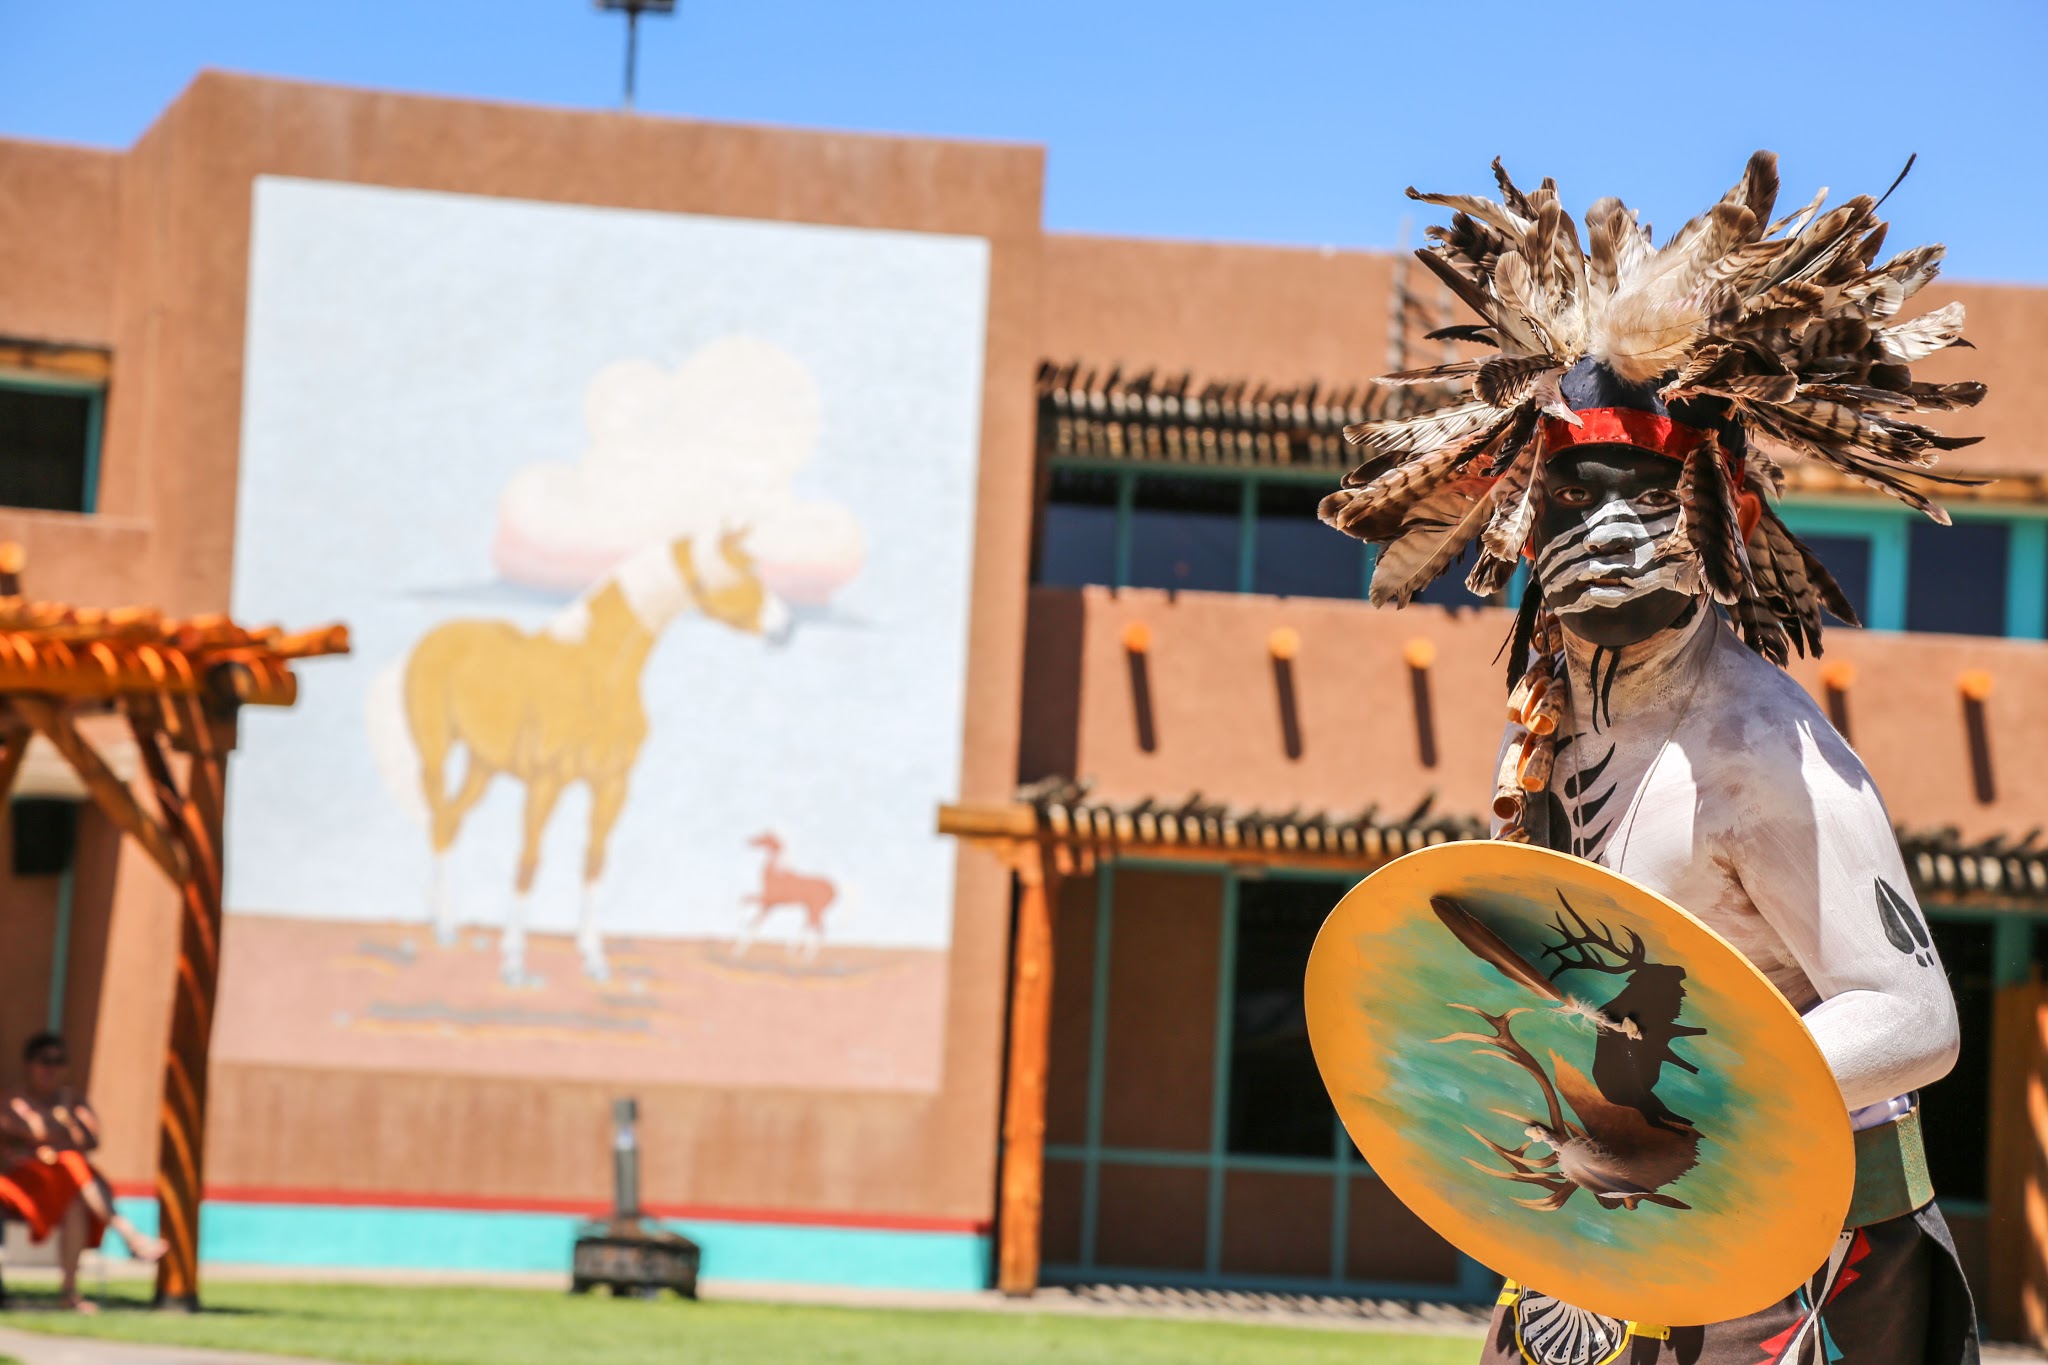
[1502,605,1960,1112]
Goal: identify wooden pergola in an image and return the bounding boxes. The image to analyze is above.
[939,788,1477,1297]
[0,544,346,1308]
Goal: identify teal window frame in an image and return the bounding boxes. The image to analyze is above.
[1045,465,2044,638]
[1042,861,2032,1295]
[1778,495,2048,640]
[1044,858,1496,1301]
[0,370,106,515]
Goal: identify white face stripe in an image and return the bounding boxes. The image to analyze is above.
[1538,494,1687,617]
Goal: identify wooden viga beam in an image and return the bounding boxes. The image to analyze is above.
[0,627,349,705]
[10,695,186,884]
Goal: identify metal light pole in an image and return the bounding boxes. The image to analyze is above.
[595,0,677,111]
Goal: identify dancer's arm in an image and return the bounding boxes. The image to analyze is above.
[1724,719,1960,1111]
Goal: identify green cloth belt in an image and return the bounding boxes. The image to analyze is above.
[1846,1107,1934,1229]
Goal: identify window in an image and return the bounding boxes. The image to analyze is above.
[0,380,100,513]
[1038,467,1119,588]
[8,799,79,878]
[1032,458,2044,638]
[1796,533,1873,627]
[1041,866,1478,1293]
[1127,475,1239,593]
[1227,877,1342,1158]
[1253,482,1365,599]
[1412,558,1496,610]
[1920,919,1993,1202]
[1906,520,2008,638]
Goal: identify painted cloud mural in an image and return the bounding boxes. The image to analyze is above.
[491,335,867,605]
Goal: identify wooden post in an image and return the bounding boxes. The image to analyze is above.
[133,701,233,1309]
[0,718,30,800]
[996,841,1059,1296]
[1986,982,2048,1347]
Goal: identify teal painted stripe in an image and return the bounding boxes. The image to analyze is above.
[1993,917,2033,991]
[1204,871,1239,1278]
[80,386,104,515]
[1079,866,1115,1269]
[47,863,74,1032]
[2005,520,2047,640]
[1236,477,1260,593]
[1111,471,1136,589]
[105,1199,989,1290]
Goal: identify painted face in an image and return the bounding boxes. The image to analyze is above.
[1533,446,1697,648]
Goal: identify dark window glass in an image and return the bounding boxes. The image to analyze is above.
[1253,482,1363,600]
[1907,520,2008,637]
[1037,467,1119,587]
[1227,877,1345,1157]
[1920,918,1992,1202]
[1409,546,1495,610]
[8,799,79,877]
[1795,533,1872,628]
[1127,475,1240,593]
[0,386,94,513]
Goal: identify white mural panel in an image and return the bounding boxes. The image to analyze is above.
[217,177,988,1091]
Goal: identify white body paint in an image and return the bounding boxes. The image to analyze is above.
[1495,607,1961,1112]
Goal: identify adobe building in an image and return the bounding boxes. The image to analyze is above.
[3,73,2047,1332]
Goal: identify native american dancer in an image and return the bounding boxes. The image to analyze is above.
[1318,153,1982,1364]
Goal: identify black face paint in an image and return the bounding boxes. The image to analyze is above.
[1532,446,1699,649]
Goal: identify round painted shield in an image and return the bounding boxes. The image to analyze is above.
[1306,841,1852,1327]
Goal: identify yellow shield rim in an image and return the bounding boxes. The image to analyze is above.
[1305,841,1853,1325]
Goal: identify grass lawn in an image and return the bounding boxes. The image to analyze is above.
[0,1281,1478,1364]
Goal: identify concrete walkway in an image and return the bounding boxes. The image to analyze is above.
[0,1324,339,1365]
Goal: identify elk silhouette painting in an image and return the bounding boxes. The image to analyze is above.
[1430,892,1707,1213]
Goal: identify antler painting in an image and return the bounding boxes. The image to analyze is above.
[1431,893,1705,1213]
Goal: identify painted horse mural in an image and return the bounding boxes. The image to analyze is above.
[403,529,789,983]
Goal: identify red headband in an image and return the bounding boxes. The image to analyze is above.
[1541,408,1710,461]
[1534,408,1761,545]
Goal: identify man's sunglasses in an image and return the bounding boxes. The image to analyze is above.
[29,1054,66,1068]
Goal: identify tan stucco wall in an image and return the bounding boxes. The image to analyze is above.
[1024,585,2048,844]
[1041,233,1400,385]
[0,138,119,347]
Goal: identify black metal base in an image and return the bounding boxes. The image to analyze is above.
[571,1217,700,1300]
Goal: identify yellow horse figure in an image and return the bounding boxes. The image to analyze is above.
[404,529,789,984]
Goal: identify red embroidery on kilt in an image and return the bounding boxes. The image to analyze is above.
[1826,1228,1872,1305]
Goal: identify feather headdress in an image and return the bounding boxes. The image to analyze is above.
[1319,151,1987,667]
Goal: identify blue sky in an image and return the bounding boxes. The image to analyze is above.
[5,0,2045,283]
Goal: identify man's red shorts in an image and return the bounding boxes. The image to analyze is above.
[0,1151,105,1248]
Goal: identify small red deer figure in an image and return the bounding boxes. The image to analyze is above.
[735,832,836,960]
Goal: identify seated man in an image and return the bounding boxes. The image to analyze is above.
[0,1032,166,1311]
